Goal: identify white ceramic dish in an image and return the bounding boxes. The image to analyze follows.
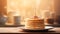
[19,26,54,32]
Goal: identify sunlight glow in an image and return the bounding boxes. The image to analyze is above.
[7,0,41,25]
[6,0,54,25]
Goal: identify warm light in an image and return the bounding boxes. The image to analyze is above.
[7,0,41,17]
[7,0,41,25]
[10,1,15,7]
[23,0,31,6]
[7,0,53,25]
[13,11,20,16]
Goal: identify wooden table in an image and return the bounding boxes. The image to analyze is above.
[0,27,60,34]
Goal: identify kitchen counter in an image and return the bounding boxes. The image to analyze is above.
[0,27,60,34]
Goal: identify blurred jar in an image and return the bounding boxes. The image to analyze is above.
[45,18,54,25]
[44,11,54,25]
[14,16,21,26]
[54,16,60,25]
[0,14,7,25]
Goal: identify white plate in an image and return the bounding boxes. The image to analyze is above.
[19,26,53,31]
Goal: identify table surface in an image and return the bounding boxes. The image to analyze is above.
[0,26,59,33]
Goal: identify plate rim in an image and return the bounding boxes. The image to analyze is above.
[19,26,54,30]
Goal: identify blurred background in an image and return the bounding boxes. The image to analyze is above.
[0,0,60,26]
